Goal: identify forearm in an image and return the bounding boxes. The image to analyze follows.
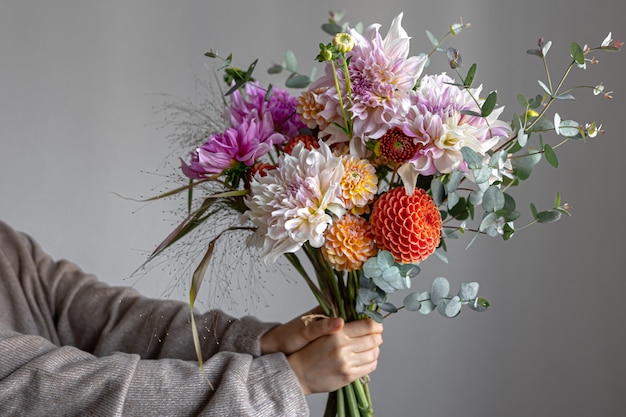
[0,329,308,416]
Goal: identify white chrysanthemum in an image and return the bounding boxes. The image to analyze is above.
[244,142,346,264]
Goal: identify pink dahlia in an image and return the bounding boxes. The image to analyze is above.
[181,115,284,178]
[227,82,305,138]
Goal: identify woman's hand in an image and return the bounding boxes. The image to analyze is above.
[286,319,383,395]
[260,307,344,355]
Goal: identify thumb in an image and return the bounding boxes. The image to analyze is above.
[303,317,344,342]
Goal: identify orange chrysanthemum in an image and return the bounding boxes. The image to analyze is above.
[297,87,330,130]
[282,134,320,155]
[340,155,378,212]
[370,187,441,264]
[322,214,377,271]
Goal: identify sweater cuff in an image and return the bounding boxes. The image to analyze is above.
[217,316,279,356]
[247,353,309,415]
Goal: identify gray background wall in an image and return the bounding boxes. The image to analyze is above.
[1,1,624,416]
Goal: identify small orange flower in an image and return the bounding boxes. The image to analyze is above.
[340,155,378,212]
[370,187,441,264]
[322,214,377,271]
[297,87,330,130]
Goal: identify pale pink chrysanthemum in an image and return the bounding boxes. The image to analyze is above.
[401,73,512,175]
[244,141,346,264]
[309,13,427,153]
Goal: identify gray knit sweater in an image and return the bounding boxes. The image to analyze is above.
[0,221,309,416]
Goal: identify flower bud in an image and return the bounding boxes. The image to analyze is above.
[316,43,334,62]
[332,33,355,53]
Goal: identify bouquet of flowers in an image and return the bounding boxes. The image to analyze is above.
[145,11,621,416]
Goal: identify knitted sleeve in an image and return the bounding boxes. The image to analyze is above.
[0,221,309,416]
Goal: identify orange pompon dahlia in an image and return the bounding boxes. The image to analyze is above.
[282,134,320,155]
[322,213,377,271]
[340,155,378,213]
[370,187,441,264]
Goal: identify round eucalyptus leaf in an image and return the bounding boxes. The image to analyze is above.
[479,212,499,237]
[473,165,492,184]
[419,298,435,315]
[469,189,483,205]
[363,309,384,323]
[404,291,431,312]
[362,257,382,279]
[482,185,505,212]
[430,277,450,305]
[458,282,479,301]
[377,250,395,269]
[444,296,462,317]
[446,170,464,193]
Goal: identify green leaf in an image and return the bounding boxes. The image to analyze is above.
[321,22,343,36]
[447,191,459,211]
[460,109,482,118]
[526,48,542,58]
[544,144,558,168]
[458,282,479,301]
[469,297,490,312]
[461,146,482,169]
[267,64,283,74]
[511,152,542,180]
[536,209,562,223]
[430,277,450,305]
[528,117,554,133]
[502,223,515,240]
[538,80,552,95]
[473,165,492,184]
[431,178,445,206]
[479,212,499,237]
[464,63,477,87]
[517,94,529,108]
[530,203,538,218]
[570,42,585,65]
[441,296,462,318]
[284,50,298,72]
[481,91,497,117]
[362,309,384,322]
[517,127,528,148]
[528,94,543,109]
[557,120,581,137]
[469,189,483,206]
[285,73,311,89]
[555,92,575,100]
[264,84,274,102]
[425,30,439,48]
[482,185,505,212]
[446,170,464,193]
